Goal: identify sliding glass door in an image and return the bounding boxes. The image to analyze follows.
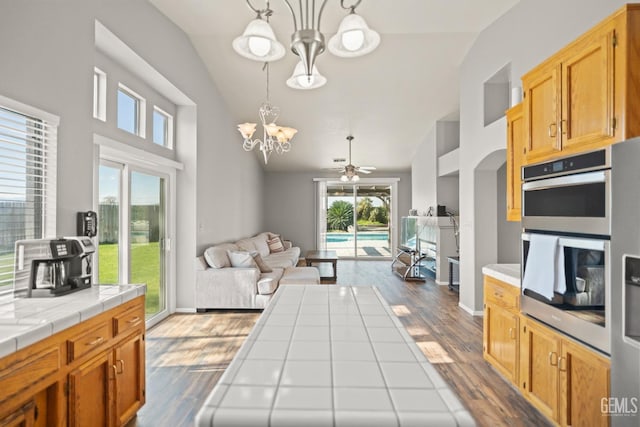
[324,183,392,258]
[98,161,167,321]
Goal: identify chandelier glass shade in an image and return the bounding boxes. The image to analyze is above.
[286,60,327,89]
[234,0,380,90]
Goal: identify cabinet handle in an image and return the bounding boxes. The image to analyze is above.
[559,119,567,135]
[117,359,125,374]
[86,336,104,346]
[548,122,557,138]
[558,356,567,372]
[112,364,117,378]
[549,351,558,366]
[508,327,516,340]
[127,316,141,324]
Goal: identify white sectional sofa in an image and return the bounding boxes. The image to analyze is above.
[195,232,319,309]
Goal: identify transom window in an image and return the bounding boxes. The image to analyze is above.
[117,84,146,137]
[152,107,173,148]
[93,67,107,121]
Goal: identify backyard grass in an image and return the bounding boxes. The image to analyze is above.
[99,242,160,315]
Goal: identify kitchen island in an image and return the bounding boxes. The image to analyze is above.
[196,284,475,427]
[0,284,146,426]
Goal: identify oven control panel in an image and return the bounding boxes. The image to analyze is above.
[523,149,609,181]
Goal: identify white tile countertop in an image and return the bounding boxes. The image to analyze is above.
[481,264,521,288]
[0,284,146,359]
[196,285,475,427]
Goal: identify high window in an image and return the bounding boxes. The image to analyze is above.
[117,84,146,137]
[0,98,58,295]
[93,67,107,121]
[152,106,173,148]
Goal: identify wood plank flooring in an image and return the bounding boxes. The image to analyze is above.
[129,260,551,427]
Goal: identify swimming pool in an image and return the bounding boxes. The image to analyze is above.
[326,232,389,243]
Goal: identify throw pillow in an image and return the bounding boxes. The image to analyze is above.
[267,236,285,253]
[227,250,257,268]
[253,253,273,273]
[204,246,230,269]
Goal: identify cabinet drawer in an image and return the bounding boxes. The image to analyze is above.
[67,323,109,363]
[113,306,144,337]
[485,277,520,310]
[0,347,59,402]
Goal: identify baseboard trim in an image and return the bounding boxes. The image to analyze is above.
[435,280,448,286]
[458,302,484,316]
[175,307,196,313]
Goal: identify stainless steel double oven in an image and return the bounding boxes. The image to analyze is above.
[521,149,610,354]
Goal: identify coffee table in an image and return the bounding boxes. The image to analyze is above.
[305,250,338,281]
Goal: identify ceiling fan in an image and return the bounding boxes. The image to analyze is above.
[329,135,376,182]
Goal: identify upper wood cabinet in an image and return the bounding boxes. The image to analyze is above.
[522,4,640,164]
[506,103,524,221]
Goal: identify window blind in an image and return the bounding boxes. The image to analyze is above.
[0,97,58,294]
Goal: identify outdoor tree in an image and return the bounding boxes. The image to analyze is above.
[327,200,354,231]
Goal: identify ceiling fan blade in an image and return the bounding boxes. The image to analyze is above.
[323,167,345,171]
[358,169,373,174]
[359,166,377,170]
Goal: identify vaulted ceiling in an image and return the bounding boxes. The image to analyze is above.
[149,0,519,172]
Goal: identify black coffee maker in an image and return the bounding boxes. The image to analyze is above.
[14,237,96,298]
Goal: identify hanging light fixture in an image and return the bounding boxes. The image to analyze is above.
[237,63,297,164]
[234,0,380,90]
[286,60,327,90]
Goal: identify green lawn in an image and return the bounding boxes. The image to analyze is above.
[99,242,161,315]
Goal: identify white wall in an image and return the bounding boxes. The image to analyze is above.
[457,0,629,314]
[0,0,264,311]
[496,163,520,263]
[263,171,411,254]
[411,127,437,214]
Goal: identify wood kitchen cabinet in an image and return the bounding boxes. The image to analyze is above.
[506,103,524,221]
[0,295,145,427]
[522,4,640,165]
[483,276,521,385]
[520,316,610,427]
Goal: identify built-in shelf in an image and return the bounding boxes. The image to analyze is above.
[484,63,511,127]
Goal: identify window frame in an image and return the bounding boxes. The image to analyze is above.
[117,83,146,138]
[93,67,107,122]
[152,106,173,149]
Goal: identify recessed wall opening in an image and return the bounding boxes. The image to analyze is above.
[483,63,511,126]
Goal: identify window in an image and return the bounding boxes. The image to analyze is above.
[117,84,145,137]
[0,97,58,295]
[93,67,106,121]
[152,106,173,148]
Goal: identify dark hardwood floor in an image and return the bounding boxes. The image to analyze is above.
[130,260,551,427]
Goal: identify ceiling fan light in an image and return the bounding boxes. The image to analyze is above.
[286,61,327,90]
[232,19,285,62]
[340,174,349,182]
[352,174,360,182]
[328,13,380,58]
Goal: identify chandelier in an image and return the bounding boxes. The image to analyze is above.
[233,0,380,90]
[237,63,297,164]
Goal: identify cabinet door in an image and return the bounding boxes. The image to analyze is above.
[0,401,35,427]
[520,318,560,422]
[506,103,524,221]
[483,302,519,384]
[68,352,114,427]
[524,63,562,162]
[559,339,610,427]
[561,28,615,153]
[114,333,145,427]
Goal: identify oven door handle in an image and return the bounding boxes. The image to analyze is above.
[522,233,607,251]
[522,170,607,191]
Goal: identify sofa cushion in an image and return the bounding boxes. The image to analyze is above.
[204,243,238,268]
[236,238,257,252]
[264,250,297,269]
[251,233,271,258]
[227,250,257,268]
[267,235,285,253]
[253,253,273,273]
